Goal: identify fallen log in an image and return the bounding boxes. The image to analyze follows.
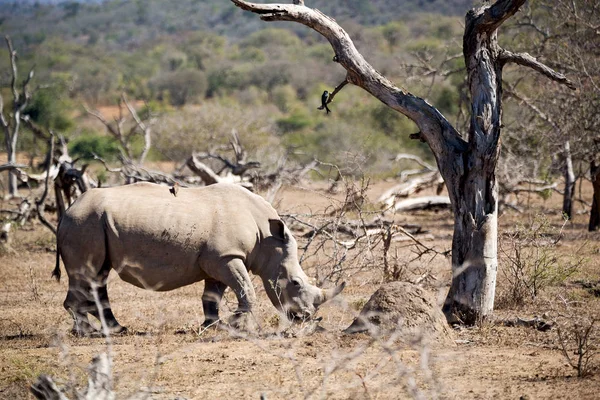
[378,171,444,207]
[186,155,221,185]
[0,163,27,173]
[393,196,451,212]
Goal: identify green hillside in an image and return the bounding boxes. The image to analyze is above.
[0,0,477,175]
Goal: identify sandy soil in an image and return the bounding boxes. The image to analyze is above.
[1,180,599,399]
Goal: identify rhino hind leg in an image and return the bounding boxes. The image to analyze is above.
[201,279,227,329]
[88,285,127,335]
[63,281,100,337]
[64,276,126,336]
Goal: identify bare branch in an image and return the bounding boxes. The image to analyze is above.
[325,78,349,106]
[391,153,436,171]
[84,103,133,161]
[0,163,28,172]
[499,50,576,90]
[19,66,35,112]
[121,93,153,165]
[36,132,57,235]
[84,104,118,136]
[186,155,221,185]
[21,115,52,140]
[511,182,558,194]
[5,36,19,103]
[92,154,122,174]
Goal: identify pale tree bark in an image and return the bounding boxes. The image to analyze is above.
[232,0,574,324]
[562,141,576,219]
[0,36,34,198]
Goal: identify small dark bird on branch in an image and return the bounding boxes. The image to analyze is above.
[318,90,331,114]
[169,182,180,197]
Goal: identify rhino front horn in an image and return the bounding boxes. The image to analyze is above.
[321,281,346,303]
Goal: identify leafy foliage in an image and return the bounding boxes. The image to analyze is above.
[0,0,480,174]
[69,131,120,161]
[497,215,584,308]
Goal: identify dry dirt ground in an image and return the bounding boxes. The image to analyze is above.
[1,179,599,399]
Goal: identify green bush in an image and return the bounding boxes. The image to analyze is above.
[277,111,313,133]
[69,133,120,161]
[24,91,73,132]
[497,215,585,308]
[149,69,207,106]
[241,28,301,48]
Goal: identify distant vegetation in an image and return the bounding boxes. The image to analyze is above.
[0,0,473,175]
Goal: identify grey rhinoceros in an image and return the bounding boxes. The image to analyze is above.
[54,182,344,335]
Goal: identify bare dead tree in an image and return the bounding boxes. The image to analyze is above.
[511,0,600,226]
[0,36,35,198]
[20,117,95,219]
[189,130,261,178]
[84,92,155,167]
[185,154,222,185]
[35,132,57,235]
[232,0,575,324]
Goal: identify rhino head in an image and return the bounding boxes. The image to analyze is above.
[256,219,345,320]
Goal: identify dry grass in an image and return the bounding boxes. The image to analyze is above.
[1,180,600,399]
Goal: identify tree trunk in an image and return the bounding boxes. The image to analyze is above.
[444,171,498,324]
[590,160,600,231]
[6,141,18,197]
[443,136,500,323]
[563,141,576,219]
[231,0,574,326]
[442,4,505,324]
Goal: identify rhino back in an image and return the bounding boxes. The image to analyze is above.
[59,183,279,290]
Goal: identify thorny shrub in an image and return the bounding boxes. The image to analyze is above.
[553,297,599,378]
[282,164,447,287]
[497,214,584,308]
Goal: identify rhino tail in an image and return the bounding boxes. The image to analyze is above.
[52,244,62,282]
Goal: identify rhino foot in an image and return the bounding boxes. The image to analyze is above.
[71,327,102,338]
[201,319,222,330]
[106,325,128,335]
[71,324,127,338]
[228,312,258,334]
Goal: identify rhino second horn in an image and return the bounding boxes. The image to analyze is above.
[318,281,346,305]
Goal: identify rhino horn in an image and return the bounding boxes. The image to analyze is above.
[315,281,346,307]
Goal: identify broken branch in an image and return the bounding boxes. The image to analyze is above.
[36,132,57,235]
[499,50,576,90]
[325,78,349,106]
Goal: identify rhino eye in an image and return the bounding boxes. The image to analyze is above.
[291,278,302,287]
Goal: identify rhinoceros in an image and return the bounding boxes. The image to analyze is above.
[54,182,344,335]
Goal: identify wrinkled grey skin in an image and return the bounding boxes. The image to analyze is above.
[54,182,344,335]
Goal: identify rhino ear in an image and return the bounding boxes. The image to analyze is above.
[269,219,288,242]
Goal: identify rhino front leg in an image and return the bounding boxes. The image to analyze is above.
[201,279,227,328]
[206,258,258,332]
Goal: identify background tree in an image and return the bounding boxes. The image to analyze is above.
[0,36,34,198]
[536,0,599,230]
[231,0,575,324]
[507,0,600,229]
